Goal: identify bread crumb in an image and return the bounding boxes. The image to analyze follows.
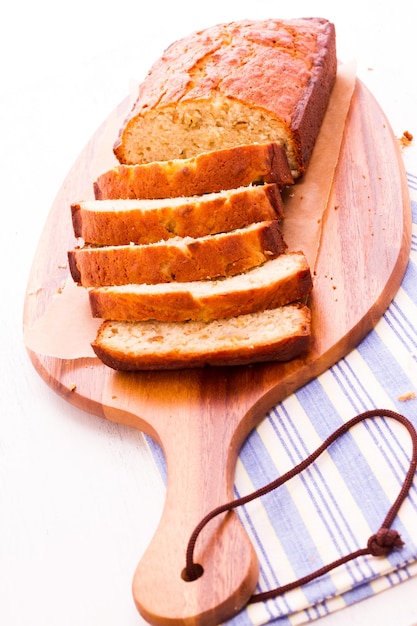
[69,383,77,392]
[56,279,68,295]
[398,130,413,148]
[398,391,416,402]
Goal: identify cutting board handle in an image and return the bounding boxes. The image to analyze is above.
[103,370,260,625]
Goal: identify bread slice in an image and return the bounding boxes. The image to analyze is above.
[94,142,293,200]
[91,304,311,370]
[113,18,337,178]
[68,220,287,288]
[88,252,311,322]
[71,183,284,246]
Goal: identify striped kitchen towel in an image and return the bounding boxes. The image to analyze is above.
[146,171,417,625]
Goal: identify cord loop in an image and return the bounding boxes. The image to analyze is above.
[184,409,417,603]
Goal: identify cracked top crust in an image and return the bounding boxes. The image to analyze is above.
[114,18,337,177]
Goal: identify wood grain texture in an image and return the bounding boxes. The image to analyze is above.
[23,80,411,626]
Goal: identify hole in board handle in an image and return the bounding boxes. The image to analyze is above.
[181,563,204,582]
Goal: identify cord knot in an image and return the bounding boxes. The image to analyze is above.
[367,527,404,557]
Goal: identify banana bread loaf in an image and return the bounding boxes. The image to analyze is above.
[68,220,287,287]
[113,18,337,178]
[88,252,312,322]
[91,303,311,370]
[94,142,293,200]
[71,183,284,246]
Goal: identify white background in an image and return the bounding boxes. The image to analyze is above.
[1,2,416,625]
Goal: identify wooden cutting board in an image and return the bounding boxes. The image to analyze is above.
[23,80,411,626]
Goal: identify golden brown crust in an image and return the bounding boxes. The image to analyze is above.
[71,183,284,245]
[68,220,287,287]
[94,142,293,201]
[88,252,312,321]
[91,304,311,370]
[113,18,336,176]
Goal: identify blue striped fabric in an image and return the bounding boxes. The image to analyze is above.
[146,174,417,625]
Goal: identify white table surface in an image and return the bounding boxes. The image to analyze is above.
[1,2,416,625]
